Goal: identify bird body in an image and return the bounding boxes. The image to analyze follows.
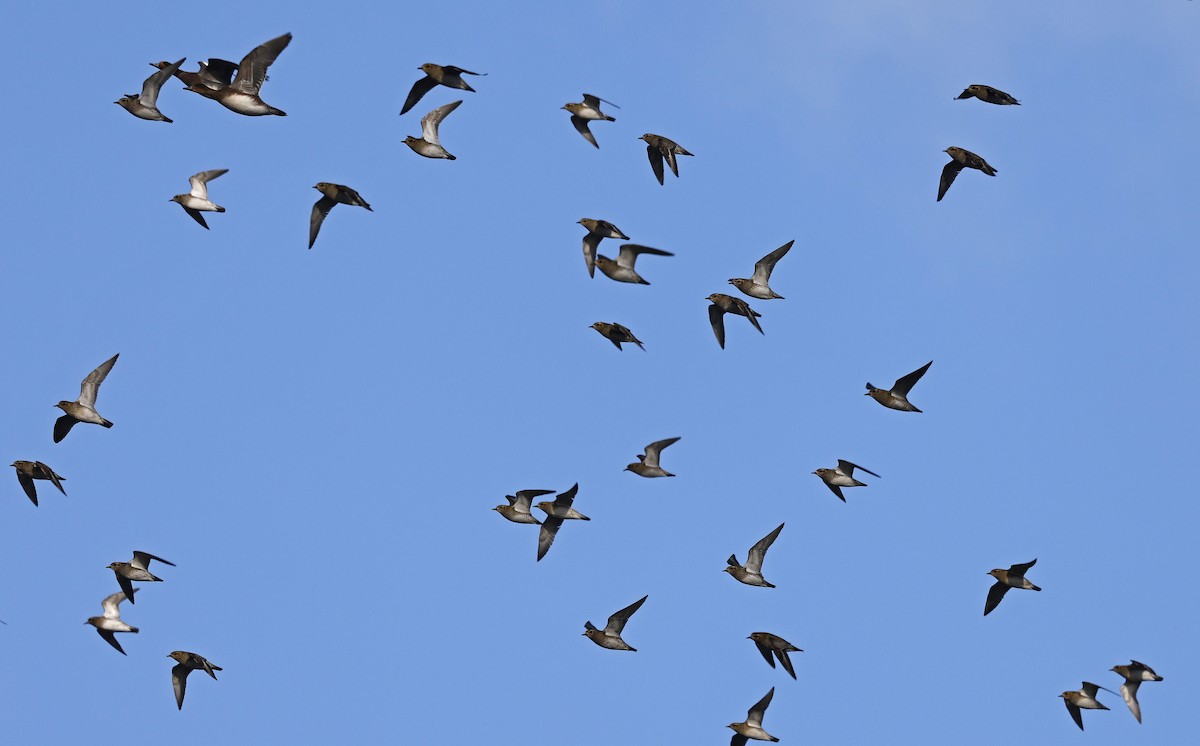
[583,595,647,651]
[171,169,228,229]
[85,590,138,654]
[639,133,693,184]
[107,551,176,603]
[493,489,552,524]
[11,460,66,506]
[728,687,780,744]
[1111,660,1163,723]
[625,437,680,477]
[116,58,184,122]
[400,64,485,115]
[956,84,1020,105]
[983,559,1041,615]
[54,354,119,442]
[404,100,462,160]
[748,632,803,679]
[309,183,373,249]
[535,484,587,561]
[729,240,793,300]
[865,361,931,412]
[707,294,763,349]
[938,147,997,201]
[185,33,291,116]
[169,651,222,710]
[595,244,673,285]
[564,94,618,148]
[812,460,879,502]
[1059,681,1112,731]
[590,322,644,351]
[725,523,784,588]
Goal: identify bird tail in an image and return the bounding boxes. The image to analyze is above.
[101,418,114,428]
[1029,583,1042,592]
[129,626,140,633]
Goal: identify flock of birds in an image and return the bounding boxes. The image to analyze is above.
[5,28,1165,738]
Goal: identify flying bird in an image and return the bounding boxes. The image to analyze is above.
[404,100,462,160]
[535,483,589,561]
[729,241,793,300]
[583,595,648,651]
[170,169,228,229]
[956,84,1020,105]
[169,651,222,710]
[184,33,291,116]
[865,361,931,412]
[728,687,780,745]
[590,322,644,351]
[983,559,1041,616]
[625,437,680,477]
[11,461,66,506]
[85,590,138,655]
[106,551,176,603]
[938,146,997,201]
[563,93,618,148]
[639,133,693,185]
[706,294,763,349]
[116,58,184,122]
[1059,682,1113,731]
[54,353,119,443]
[812,460,880,502]
[493,489,553,524]
[1110,660,1163,723]
[725,523,785,588]
[748,632,803,680]
[595,244,673,285]
[309,183,373,249]
[400,63,485,115]
[578,218,629,278]
[152,58,238,91]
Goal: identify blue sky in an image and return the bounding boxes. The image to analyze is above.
[2,1,1197,743]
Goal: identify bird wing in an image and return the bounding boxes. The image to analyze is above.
[739,300,764,335]
[309,196,338,249]
[188,169,228,199]
[569,116,599,148]
[1009,558,1037,578]
[642,437,680,468]
[420,100,462,145]
[1120,680,1142,723]
[645,143,665,185]
[582,233,600,278]
[892,361,932,396]
[97,629,127,655]
[752,240,794,285]
[200,58,239,89]
[746,687,774,728]
[141,58,183,106]
[113,573,137,604]
[232,33,291,94]
[582,93,619,109]
[1064,698,1084,730]
[53,415,77,443]
[537,516,564,561]
[616,244,673,269]
[400,75,437,115]
[605,595,648,635]
[983,581,1010,616]
[132,551,176,570]
[751,638,777,669]
[513,489,553,509]
[553,483,579,510]
[838,460,880,479]
[172,664,190,709]
[78,354,119,408]
[937,160,963,201]
[101,589,133,619]
[776,648,798,679]
[708,304,727,349]
[745,524,784,574]
[825,481,846,502]
[16,470,37,506]
[184,208,210,229]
